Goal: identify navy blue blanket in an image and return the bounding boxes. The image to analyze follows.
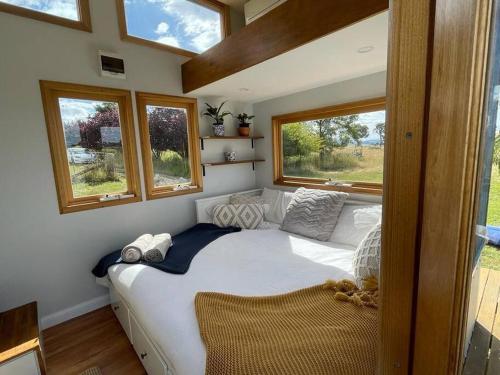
[92,223,240,278]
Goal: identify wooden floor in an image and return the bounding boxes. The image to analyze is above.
[43,306,145,375]
[464,268,500,374]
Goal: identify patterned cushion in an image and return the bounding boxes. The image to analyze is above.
[352,223,381,287]
[213,204,264,229]
[229,194,264,205]
[280,188,349,241]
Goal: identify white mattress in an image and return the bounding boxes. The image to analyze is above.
[108,229,356,375]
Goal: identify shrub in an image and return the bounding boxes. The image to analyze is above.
[157,150,190,178]
[82,167,119,185]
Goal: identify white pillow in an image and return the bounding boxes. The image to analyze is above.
[329,204,382,247]
[354,205,382,228]
[352,223,381,287]
[261,188,294,224]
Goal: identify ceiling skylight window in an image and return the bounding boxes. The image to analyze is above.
[117,0,229,57]
[0,0,91,31]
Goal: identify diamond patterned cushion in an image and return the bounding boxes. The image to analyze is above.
[213,204,264,229]
[280,188,349,241]
[352,223,381,287]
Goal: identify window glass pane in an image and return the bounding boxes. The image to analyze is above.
[282,110,386,184]
[1,0,79,20]
[58,98,128,198]
[146,105,192,187]
[123,0,223,53]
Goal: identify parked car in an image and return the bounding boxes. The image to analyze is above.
[67,148,96,164]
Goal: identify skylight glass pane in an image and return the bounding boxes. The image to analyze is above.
[146,105,192,187]
[124,0,223,53]
[59,98,128,198]
[282,110,386,184]
[1,0,79,20]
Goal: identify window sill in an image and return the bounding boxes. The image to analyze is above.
[274,179,383,196]
[146,186,203,201]
[60,196,142,214]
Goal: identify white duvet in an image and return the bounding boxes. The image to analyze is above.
[108,229,356,375]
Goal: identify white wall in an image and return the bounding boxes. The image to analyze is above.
[253,71,387,192]
[0,1,255,327]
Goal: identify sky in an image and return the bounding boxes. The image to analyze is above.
[2,0,79,20]
[3,0,223,54]
[124,0,223,53]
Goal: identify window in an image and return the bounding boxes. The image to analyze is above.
[116,0,230,57]
[272,98,386,195]
[0,0,91,31]
[40,81,141,213]
[136,92,202,200]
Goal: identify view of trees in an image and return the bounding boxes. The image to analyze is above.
[283,113,386,182]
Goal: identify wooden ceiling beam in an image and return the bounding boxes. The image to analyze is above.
[181,0,389,93]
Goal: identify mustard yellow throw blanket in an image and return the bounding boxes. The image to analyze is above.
[195,280,377,375]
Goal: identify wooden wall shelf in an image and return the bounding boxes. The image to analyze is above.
[201,159,265,176]
[199,135,264,149]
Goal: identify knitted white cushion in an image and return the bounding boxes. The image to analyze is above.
[352,223,381,287]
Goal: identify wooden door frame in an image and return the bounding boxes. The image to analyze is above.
[381,0,493,373]
[379,0,434,372]
[412,0,493,373]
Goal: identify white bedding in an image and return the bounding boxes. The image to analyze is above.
[108,229,356,375]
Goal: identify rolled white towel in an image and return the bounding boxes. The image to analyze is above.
[143,233,172,263]
[121,234,153,263]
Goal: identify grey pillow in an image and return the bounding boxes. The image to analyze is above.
[280,188,348,241]
[213,204,264,229]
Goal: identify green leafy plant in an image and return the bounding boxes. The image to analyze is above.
[202,101,232,124]
[234,113,255,128]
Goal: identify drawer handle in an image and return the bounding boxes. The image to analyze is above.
[140,352,148,360]
[113,305,120,311]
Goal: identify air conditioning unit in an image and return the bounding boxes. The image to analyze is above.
[244,0,287,25]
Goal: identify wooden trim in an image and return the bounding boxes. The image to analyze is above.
[412,0,493,372]
[39,81,142,214]
[377,0,434,373]
[271,97,385,195]
[115,0,229,58]
[182,0,389,93]
[0,0,91,32]
[135,91,203,201]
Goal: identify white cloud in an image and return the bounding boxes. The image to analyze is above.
[155,21,170,34]
[59,99,100,125]
[153,0,222,52]
[4,0,79,20]
[157,35,180,48]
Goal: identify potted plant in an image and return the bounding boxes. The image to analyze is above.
[203,101,231,137]
[235,113,255,137]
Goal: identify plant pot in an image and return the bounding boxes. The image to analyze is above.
[212,123,225,137]
[238,127,250,137]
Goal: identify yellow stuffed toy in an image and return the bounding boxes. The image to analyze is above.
[323,276,379,308]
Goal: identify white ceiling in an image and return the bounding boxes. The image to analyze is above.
[219,0,247,13]
[190,11,389,103]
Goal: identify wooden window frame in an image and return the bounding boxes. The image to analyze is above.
[136,92,203,200]
[0,0,91,32]
[272,97,386,196]
[115,0,231,58]
[40,81,142,214]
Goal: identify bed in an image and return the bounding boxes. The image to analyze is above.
[102,189,381,375]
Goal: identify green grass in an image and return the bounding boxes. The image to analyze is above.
[481,167,500,270]
[72,178,127,197]
[284,145,384,183]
